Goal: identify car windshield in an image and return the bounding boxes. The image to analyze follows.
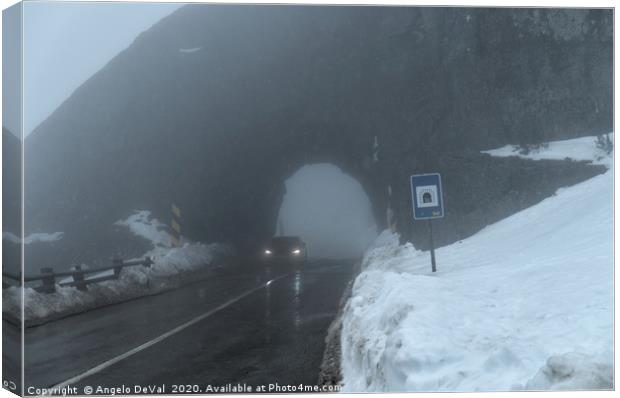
[270,237,301,250]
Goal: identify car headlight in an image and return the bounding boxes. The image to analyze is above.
[264,249,272,255]
[292,249,301,255]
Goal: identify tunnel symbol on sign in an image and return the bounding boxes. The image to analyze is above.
[416,185,439,208]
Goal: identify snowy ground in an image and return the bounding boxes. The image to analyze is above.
[3,211,230,326]
[341,136,613,392]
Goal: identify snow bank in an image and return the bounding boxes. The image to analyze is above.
[482,133,613,166]
[341,141,613,392]
[3,231,64,244]
[3,211,231,326]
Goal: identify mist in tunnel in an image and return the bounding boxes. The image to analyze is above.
[276,163,377,259]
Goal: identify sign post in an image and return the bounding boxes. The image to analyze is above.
[410,173,444,272]
[428,218,436,272]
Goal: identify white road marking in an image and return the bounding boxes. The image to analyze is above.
[50,276,286,391]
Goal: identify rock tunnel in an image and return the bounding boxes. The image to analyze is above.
[18,5,612,269]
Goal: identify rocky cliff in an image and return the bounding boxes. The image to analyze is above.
[22,5,612,269]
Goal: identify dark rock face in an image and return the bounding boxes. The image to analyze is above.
[22,6,612,268]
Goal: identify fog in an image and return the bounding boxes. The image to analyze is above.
[277,164,377,259]
[22,1,180,135]
[2,3,21,135]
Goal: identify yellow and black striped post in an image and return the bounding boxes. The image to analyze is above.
[171,204,182,248]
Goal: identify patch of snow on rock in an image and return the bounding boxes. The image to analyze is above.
[179,47,202,53]
[3,231,64,244]
[481,133,614,167]
[114,210,173,247]
[482,133,613,167]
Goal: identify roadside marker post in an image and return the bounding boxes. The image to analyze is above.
[171,204,182,248]
[410,173,444,272]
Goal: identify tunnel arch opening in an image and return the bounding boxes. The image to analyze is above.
[275,163,377,260]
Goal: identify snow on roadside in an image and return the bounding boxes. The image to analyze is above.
[482,133,613,166]
[3,211,231,326]
[341,140,613,392]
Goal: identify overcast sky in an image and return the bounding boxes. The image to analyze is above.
[2,3,21,135]
[16,1,180,135]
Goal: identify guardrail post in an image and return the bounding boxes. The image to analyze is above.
[40,267,56,294]
[72,265,87,291]
[143,257,153,268]
[113,257,123,279]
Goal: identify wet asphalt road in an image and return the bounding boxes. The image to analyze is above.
[21,258,356,394]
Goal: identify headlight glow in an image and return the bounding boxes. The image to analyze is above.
[292,249,301,255]
[264,249,272,255]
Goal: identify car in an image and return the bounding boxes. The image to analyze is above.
[262,236,308,266]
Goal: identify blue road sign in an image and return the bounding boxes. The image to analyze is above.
[410,173,444,220]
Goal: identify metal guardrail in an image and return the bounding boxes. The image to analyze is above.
[2,257,154,293]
